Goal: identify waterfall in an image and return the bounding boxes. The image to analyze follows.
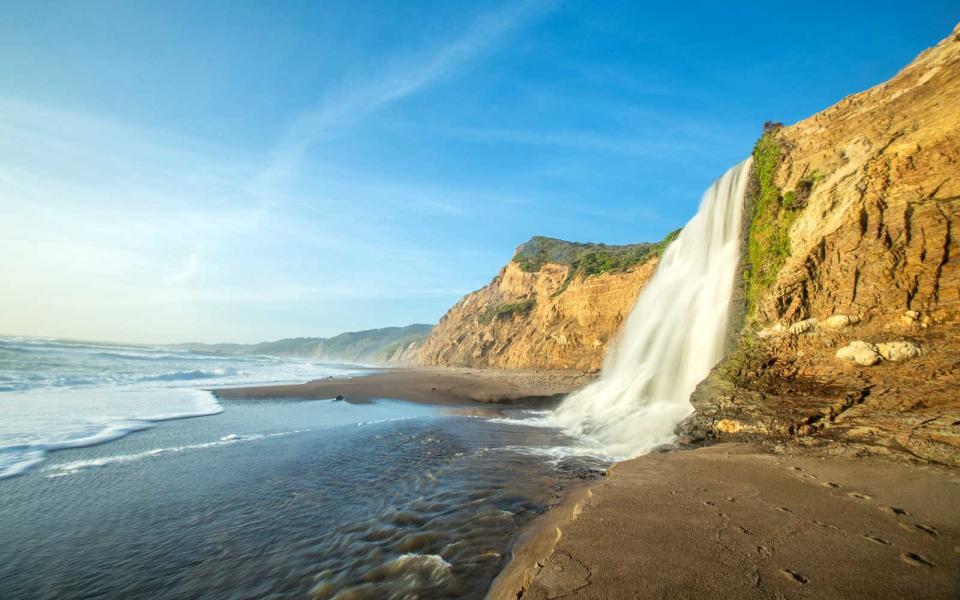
[552,158,752,458]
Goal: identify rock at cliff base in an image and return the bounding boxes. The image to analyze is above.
[836,341,882,366]
[899,310,926,327]
[824,314,861,329]
[876,341,923,362]
[758,323,786,338]
[789,318,818,335]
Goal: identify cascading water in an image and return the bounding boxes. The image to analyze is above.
[552,158,752,458]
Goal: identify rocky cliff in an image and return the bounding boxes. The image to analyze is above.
[680,23,960,465]
[418,236,673,370]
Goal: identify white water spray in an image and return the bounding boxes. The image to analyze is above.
[553,158,752,458]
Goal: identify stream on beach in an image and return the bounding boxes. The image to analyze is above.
[0,394,603,599]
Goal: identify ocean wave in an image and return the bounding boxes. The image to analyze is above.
[43,428,315,477]
[45,433,261,477]
[0,448,45,479]
[357,553,453,588]
[92,350,258,362]
[0,390,223,480]
[137,368,239,382]
[0,337,154,354]
[93,351,189,361]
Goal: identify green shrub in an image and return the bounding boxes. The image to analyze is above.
[478,299,536,324]
[792,169,823,207]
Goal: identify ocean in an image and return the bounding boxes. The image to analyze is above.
[0,336,597,599]
[0,335,366,479]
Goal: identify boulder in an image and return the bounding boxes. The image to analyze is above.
[900,310,921,326]
[789,318,818,335]
[823,314,861,329]
[876,341,923,362]
[758,323,785,338]
[836,341,882,366]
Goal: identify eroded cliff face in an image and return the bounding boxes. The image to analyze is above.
[681,23,960,465]
[761,34,959,326]
[383,338,427,366]
[418,253,658,371]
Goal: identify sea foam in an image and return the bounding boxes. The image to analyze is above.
[0,388,223,479]
[0,335,362,480]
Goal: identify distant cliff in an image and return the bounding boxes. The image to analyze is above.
[173,324,433,365]
[680,23,960,465]
[418,235,676,370]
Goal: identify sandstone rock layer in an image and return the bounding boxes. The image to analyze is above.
[418,257,658,371]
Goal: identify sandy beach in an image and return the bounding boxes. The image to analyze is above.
[491,443,960,599]
[213,367,595,406]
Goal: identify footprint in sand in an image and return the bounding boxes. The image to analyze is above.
[703,500,716,507]
[864,534,891,545]
[776,506,793,513]
[736,526,752,535]
[821,482,840,488]
[848,492,872,501]
[884,506,910,516]
[813,520,839,530]
[915,524,938,537]
[801,473,818,480]
[900,552,935,567]
[781,569,809,584]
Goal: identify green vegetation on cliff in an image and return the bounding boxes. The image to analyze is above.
[478,299,536,324]
[515,231,680,297]
[515,236,651,274]
[744,130,806,316]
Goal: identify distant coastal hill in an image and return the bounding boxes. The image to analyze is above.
[171,324,433,366]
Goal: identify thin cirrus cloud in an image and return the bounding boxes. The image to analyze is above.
[250,0,555,198]
[0,1,557,343]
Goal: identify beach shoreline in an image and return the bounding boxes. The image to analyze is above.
[212,366,596,407]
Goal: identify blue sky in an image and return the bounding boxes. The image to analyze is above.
[1,1,957,343]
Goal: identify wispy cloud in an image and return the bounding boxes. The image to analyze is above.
[253,0,554,196]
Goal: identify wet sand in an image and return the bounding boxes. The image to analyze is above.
[489,443,960,599]
[213,367,595,406]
